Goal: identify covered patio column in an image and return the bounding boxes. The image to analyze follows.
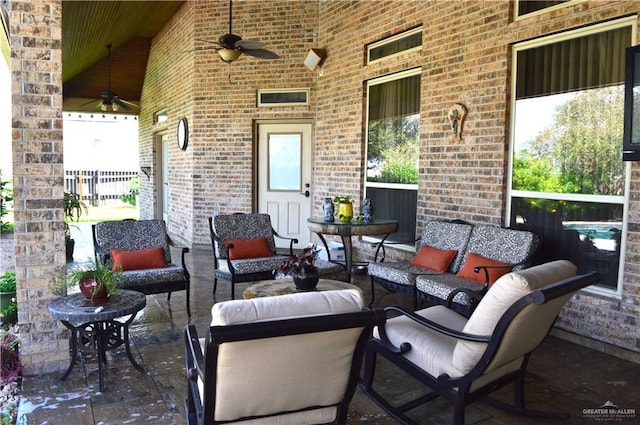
[10,0,67,374]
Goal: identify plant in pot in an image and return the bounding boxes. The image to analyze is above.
[51,260,125,305]
[333,195,353,223]
[63,192,88,262]
[0,270,17,325]
[276,244,320,291]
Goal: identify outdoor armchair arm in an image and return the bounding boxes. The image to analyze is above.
[377,306,490,355]
[372,237,420,262]
[272,230,298,256]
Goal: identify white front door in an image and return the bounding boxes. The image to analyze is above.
[258,122,313,247]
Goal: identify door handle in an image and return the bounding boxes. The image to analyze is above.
[300,190,310,197]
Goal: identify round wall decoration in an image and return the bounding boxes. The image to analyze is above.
[177,117,189,151]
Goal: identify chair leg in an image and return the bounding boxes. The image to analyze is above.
[213,277,218,295]
[369,276,376,308]
[186,284,191,317]
[167,291,172,301]
[231,282,235,300]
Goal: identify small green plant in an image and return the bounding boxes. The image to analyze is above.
[333,195,352,204]
[0,271,17,326]
[120,177,140,206]
[0,173,13,233]
[50,260,124,298]
[0,271,16,293]
[63,192,88,239]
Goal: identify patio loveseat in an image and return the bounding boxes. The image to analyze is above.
[368,220,539,315]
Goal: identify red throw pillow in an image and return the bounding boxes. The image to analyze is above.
[410,245,457,273]
[226,237,273,260]
[456,252,510,286]
[110,246,167,271]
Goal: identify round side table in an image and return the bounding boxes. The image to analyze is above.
[48,289,146,392]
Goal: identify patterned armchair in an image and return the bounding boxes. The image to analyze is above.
[209,213,297,299]
[92,219,191,316]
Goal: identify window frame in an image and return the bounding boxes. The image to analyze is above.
[514,0,579,21]
[363,68,421,250]
[506,16,636,298]
[366,27,423,65]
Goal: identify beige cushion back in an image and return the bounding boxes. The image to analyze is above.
[207,289,365,424]
[452,260,577,374]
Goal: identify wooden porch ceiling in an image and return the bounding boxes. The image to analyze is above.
[62,1,184,114]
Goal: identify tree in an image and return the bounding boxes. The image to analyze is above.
[513,86,624,196]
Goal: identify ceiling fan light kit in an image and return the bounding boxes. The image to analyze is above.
[219,48,242,63]
[199,0,279,64]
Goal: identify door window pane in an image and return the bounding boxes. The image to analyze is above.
[268,133,301,191]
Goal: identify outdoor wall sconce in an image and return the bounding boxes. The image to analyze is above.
[448,103,467,141]
[140,166,151,180]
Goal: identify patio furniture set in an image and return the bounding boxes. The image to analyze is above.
[47,213,598,425]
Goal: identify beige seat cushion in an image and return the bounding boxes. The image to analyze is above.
[373,305,469,379]
[452,260,577,374]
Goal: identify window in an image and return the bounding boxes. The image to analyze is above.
[508,18,635,295]
[257,89,309,107]
[365,69,420,244]
[367,27,422,64]
[515,0,571,18]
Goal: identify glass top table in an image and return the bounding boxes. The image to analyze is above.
[243,278,361,299]
[307,218,399,282]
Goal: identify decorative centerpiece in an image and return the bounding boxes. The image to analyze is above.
[333,195,353,223]
[51,260,125,305]
[276,244,320,291]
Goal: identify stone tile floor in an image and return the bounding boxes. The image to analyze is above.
[16,245,640,424]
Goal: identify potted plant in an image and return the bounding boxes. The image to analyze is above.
[63,192,88,262]
[276,244,320,290]
[51,260,124,305]
[333,196,353,223]
[0,270,17,325]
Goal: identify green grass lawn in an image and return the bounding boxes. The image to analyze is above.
[0,203,139,233]
[78,203,139,222]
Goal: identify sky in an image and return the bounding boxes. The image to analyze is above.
[63,113,139,171]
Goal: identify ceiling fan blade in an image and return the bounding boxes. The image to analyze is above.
[236,39,265,50]
[118,98,139,109]
[241,48,280,60]
[113,98,131,111]
[79,98,100,107]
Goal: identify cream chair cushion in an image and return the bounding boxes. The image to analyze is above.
[211,288,364,325]
[204,289,365,424]
[373,305,469,379]
[452,260,577,374]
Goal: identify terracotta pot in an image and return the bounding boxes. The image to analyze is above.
[79,277,109,305]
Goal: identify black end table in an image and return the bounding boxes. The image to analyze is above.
[48,289,146,391]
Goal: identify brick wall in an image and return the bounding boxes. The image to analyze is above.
[10,0,68,374]
[139,0,318,244]
[137,0,640,359]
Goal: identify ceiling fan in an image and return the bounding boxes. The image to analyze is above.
[198,0,280,63]
[81,43,138,112]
